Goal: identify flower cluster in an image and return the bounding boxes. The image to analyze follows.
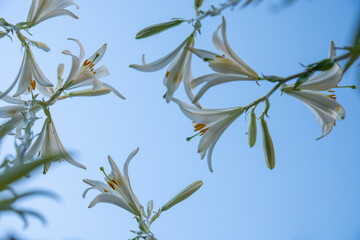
[83,148,202,240]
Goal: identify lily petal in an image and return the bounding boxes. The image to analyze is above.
[192,73,253,103]
[185,47,220,61]
[129,37,190,72]
[88,193,136,215]
[284,89,345,139]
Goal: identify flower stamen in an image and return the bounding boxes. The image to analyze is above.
[326,94,336,100]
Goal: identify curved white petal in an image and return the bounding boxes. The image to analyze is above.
[219,17,258,78]
[13,52,32,97]
[193,74,253,103]
[88,193,136,215]
[0,54,26,99]
[67,38,85,62]
[185,47,220,61]
[83,179,112,193]
[129,37,190,72]
[101,82,126,100]
[0,105,25,118]
[164,45,190,103]
[286,41,342,91]
[28,48,53,87]
[24,120,47,160]
[88,44,107,66]
[209,57,253,76]
[62,50,80,88]
[198,112,241,172]
[123,147,139,185]
[182,50,201,108]
[284,89,345,139]
[174,98,242,123]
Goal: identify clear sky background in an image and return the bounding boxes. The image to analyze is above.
[0,0,360,239]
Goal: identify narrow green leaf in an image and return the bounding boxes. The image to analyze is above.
[0,155,59,190]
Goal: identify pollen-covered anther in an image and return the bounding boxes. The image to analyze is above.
[107,181,116,190]
[193,122,208,135]
[82,59,90,67]
[31,79,36,90]
[326,94,336,100]
[165,71,170,78]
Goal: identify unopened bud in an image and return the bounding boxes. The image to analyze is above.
[248,107,257,148]
[57,64,64,79]
[135,19,184,39]
[68,88,111,97]
[195,0,205,9]
[260,117,275,170]
[161,180,202,211]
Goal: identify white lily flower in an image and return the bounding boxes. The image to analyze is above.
[59,39,125,99]
[83,148,141,216]
[283,41,345,140]
[186,17,258,103]
[25,118,86,173]
[130,35,199,105]
[27,0,79,27]
[173,98,244,172]
[0,47,54,99]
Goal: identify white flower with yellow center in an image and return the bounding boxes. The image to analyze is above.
[173,98,244,172]
[24,118,86,173]
[83,148,141,216]
[130,35,200,106]
[59,39,125,99]
[283,41,345,140]
[27,0,79,27]
[186,16,259,103]
[0,47,54,99]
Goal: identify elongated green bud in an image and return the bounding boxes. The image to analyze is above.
[147,200,153,217]
[161,180,202,211]
[57,64,64,79]
[69,88,111,97]
[149,209,161,225]
[248,107,257,148]
[29,40,50,52]
[0,31,6,39]
[260,117,275,170]
[195,0,205,9]
[135,19,184,39]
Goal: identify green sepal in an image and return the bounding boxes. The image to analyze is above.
[262,74,283,82]
[293,71,313,89]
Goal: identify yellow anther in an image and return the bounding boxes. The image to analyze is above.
[165,71,170,78]
[194,123,206,131]
[31,79,36,90]
[326,94,336,100]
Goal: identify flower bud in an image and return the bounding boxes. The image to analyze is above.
[68,88,111,97]
[135,19,184,39]
[260,117,275,170]
[29,40,50,52]
[248,107,257,148]
[195,0,205,9]
[57,64,64,79]
[0,31,6,39]
[147,200,153,217]
[161,180,203,211]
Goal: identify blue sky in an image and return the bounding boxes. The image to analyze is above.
[1,0,360,239]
